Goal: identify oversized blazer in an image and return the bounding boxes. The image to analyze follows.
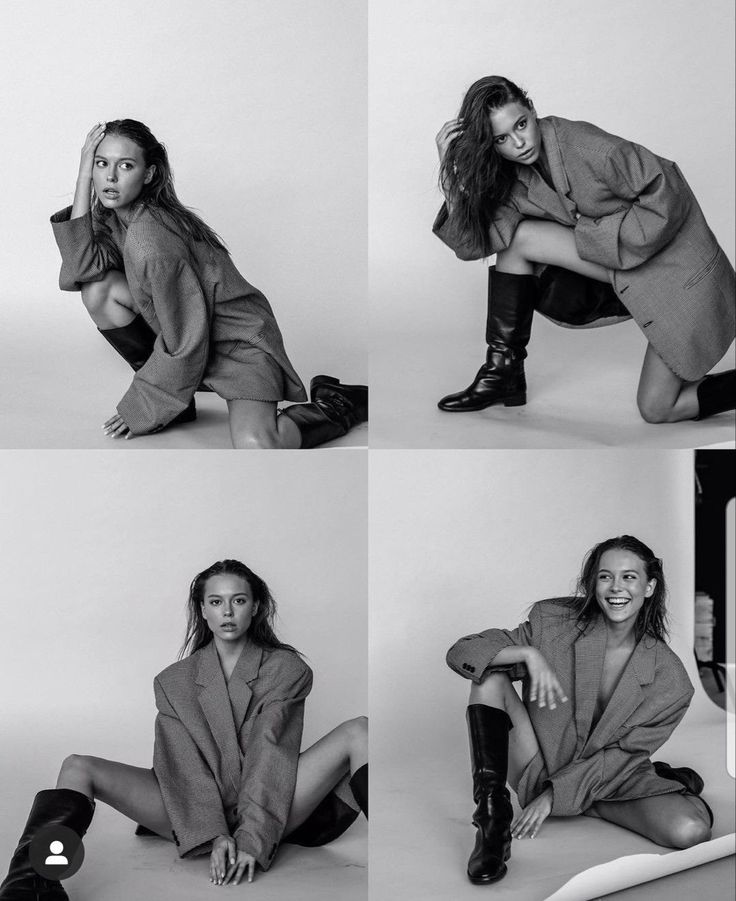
[51,205,307,434]
[152,641,311,870]
[433,117,735,381]
[447,598,695,817]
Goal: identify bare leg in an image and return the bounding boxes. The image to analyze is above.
[80,271,138,329]
[227,399,301,449]
[591,792,711,849]
[637,343,703,422]
[285,716,367,833]
[469,673,540,793]
[56,754,172,839]
[496,220,611,283]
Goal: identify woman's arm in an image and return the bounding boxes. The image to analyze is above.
[574,141,692,270]
[543,692,692,816]
[234,662,313,872]
[71,123,107,220]
[115,255,211,434]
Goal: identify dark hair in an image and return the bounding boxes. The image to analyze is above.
[91,119,228,263]
[570,536,668,643]
[179,559,301,659]
[439,76,533,257]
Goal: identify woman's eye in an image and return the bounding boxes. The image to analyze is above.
[518,119,527,129]
[95,160,106,167]
[495,136,506,144]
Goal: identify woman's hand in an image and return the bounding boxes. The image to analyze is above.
[102,413,131,439]
[524,647,568,710]
[79,123,107,178]
[209,835,256,886]
[435,118,462,163]
[511,786,553,839]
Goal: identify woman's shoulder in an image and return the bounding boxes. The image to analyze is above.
[650,640,693,694]
[259,646,312,683]
[543,116,628,156]
[529,597,577,620]
[124,205,190,262]
[154,652,197,689]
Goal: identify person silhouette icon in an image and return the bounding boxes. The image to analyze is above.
[44,840,68,866]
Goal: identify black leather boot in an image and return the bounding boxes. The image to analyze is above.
[466,704,514,885]
[98,315,197,427]
[349,764,368,818]
[280,376,368,448]
[0,789,95,900]
[282,791,359,847]
[695,370,735,419]
[438,268,536,412]
[653,761,714,826]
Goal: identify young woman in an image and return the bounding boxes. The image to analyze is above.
[51,121,368,448]
[0,560,368,898]
[446,535,712,886]
[434,76,735,423]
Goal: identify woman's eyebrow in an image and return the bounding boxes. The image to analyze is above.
[93,154,138,162]
[495,115,526,137]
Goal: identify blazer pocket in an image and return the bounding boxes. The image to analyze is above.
[684,248,722,290]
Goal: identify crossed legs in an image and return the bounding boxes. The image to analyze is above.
[469,672,711,849]
[496,220,704,422]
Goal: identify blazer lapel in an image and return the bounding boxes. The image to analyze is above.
[228,642,262,735]
[196,642,244,795]
[584,635,655,753]
[519,118,578,224]
[573,617,606,753]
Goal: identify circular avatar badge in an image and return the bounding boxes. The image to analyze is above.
[29,826,85,880]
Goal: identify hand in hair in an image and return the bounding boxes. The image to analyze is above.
[209,835,256,886]
[79,123,107,178]
[435,118,463,163]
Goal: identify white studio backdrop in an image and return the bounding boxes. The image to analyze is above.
[0,450,367,782]
[369,0,736,338]
[370,449,718,768]
[0,0,367,381]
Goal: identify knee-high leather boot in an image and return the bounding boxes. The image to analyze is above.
[695,370,735,420]
[98,315,196,426]
[349,764,368,818]
[0,789,95,900]
[438,268,536,412]
[466,704,514,885]
[279,376,368,448]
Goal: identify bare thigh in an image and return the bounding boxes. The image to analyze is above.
[58,755,172,839]
[226,399,300,449]
[469,674,541,793]
[497,219,611,283]
[285,718,367,833]
[591,791,712,849]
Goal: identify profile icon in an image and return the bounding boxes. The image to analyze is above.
[44,840,69,866]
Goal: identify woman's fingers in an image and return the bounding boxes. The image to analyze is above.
[102,414,131,438]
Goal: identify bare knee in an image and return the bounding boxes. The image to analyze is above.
[469,671,513,706]
[637,395,675,424]
[342,716,368,751]
[231,427,281,450]
[59,754,93,783]
[666,811,712,849]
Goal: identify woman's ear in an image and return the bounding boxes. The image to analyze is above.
[144,164,156,185]
[645,578,656,597]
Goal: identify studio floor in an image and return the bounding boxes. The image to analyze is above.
[370,320,735,449]
[371,706,734,901]
[0,308,367,450]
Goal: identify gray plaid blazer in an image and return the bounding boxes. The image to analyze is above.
[447,598,694,816]
[433,117,735,381]
[51,206,307,434]
[152,641,311,869]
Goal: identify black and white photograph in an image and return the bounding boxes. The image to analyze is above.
[0,451,368,900]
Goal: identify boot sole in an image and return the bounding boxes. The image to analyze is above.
[467,863,508,885]
[438,394,526,412]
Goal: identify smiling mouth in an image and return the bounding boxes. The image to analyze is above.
[606,598,631,608]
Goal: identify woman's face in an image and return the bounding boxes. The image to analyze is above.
[489,102,541,165]
[92,134,154,219]
[200,573,258,644]
[594,549,656,631]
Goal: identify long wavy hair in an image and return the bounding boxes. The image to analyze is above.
[569,535,669,643]
[179,559,301,659]
[91,119,228,266]
[439,75,534,257]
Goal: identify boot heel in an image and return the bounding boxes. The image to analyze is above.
[503,393,526,407]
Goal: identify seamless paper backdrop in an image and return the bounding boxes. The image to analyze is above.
[0,0,367,380]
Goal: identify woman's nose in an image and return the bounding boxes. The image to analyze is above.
[513,135,525,149]
[106,167,117,182]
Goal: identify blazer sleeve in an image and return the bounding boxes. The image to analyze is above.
[446,607,537,683]
[234,663,313,870]
[574,142,691,270]
[50,207,118,290]
[116,255,211,435]
[153,678,230,857]
[432,197,523,262]
[544,691,691,816]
